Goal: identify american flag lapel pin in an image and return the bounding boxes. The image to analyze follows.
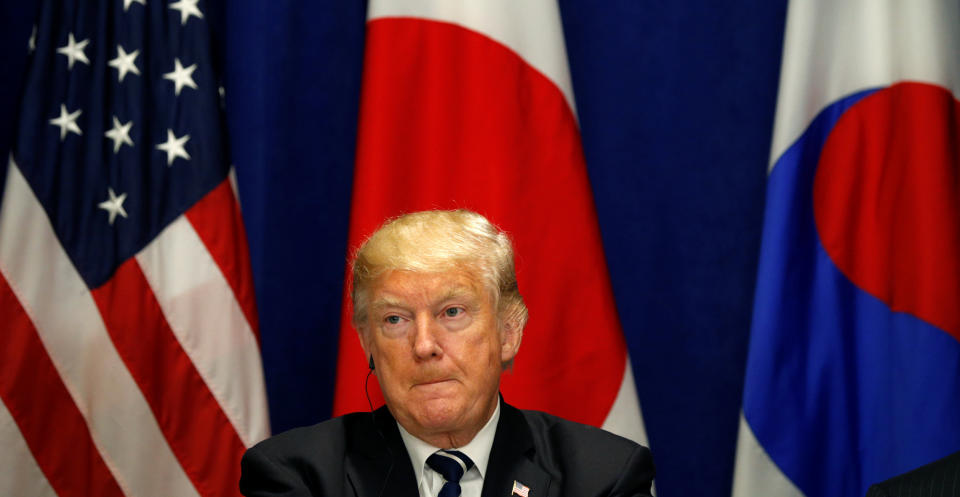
[511,480,530,497]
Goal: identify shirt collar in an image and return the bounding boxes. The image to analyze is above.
[397,401,501,486]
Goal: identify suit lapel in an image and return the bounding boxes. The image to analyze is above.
[481,401,554,497]
[345,406,419,497]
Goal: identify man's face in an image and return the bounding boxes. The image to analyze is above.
[361,268,521,446]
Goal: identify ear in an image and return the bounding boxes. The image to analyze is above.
[499,317,523,364]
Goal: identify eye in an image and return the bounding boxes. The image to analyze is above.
[385,315,403,325]
[439,305,471,331]
[443,307,464,318]
[379,313,409,337]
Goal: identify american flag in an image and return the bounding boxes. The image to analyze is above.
[0,1,269,496]
[512,480,530,497]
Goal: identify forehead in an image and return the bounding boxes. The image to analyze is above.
[368,269,488,307]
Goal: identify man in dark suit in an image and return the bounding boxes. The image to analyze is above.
[240,209,655,497]
[865,450,960,497]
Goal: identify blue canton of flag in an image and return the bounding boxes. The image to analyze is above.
[15,0,224,277]
[0,1,270,496]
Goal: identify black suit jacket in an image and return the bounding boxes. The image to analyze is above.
[240,400,655,497]
[865,450,960,497]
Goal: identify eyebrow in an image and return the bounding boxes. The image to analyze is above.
[437,288,483,309]
[369,286,481,311]
[368,295,405,310]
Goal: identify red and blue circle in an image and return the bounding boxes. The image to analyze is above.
[744,82,960,497]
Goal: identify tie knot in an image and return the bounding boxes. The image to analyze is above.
[426,450,474,483]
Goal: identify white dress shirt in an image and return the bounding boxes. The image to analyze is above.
[397,402,500,497]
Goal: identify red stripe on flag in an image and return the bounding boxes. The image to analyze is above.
[0,272,126,497]
[90,259,247,497]
[335,18,625,427]
[185,179,260,339]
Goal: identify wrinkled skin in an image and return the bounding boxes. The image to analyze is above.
[359,269,522,448]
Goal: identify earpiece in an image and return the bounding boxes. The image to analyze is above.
[368,356,375,370]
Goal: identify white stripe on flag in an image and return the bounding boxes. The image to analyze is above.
[0,397,56,497]
[731,414,805,497]
[228,166,241,206]
[367,0,578,114]
[136,216,270,447]
[601,354,649,447]
[769,0,960,169]
[0,161,201,497]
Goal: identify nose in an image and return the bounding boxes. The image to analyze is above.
[412,314,442,360]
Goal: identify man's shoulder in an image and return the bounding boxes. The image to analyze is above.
[518,408,642,455]
[246,411,375,461]
[509,406,654,496]
[240,412,388,496]
[866,450,960,497]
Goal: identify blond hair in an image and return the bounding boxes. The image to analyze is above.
[351,209,528,335]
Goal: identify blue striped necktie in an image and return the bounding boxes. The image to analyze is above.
[426,450,474,497]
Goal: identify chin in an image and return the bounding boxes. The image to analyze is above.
[411,398,467,431]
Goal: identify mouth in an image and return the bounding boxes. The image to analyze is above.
[414,378,454,387]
